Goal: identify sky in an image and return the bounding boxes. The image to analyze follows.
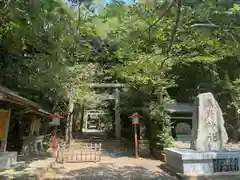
[103,0,135,4]
[66,0,136,6]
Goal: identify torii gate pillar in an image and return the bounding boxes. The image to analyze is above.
[88,83,123,139]
[114,88,121,139]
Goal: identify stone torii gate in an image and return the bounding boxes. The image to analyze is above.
[89,83,124,139]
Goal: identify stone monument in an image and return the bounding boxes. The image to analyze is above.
[164,92,240,176]
[190,92,228,151]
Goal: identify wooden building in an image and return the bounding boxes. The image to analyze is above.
[0,86,52,169]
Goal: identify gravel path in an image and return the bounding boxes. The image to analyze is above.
[43,136,175,180]
[43,157,175,180]
[43,136,240,180]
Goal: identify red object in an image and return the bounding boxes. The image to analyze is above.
[129,112,141,159]
[49,114,64,119]
[51,134,57,160]
[128,113,141,119]
[134,124,138,159]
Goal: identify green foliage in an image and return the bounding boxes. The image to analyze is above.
[99,0,240,144]
[2,0,240,146]
[148,100,174,151]
[0,0,103,110]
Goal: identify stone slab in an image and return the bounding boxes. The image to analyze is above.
[0,151,17,170]
[164,148,240,175]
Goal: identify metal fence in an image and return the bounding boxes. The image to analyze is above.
[56,142,102,163]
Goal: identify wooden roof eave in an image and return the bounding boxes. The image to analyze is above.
[0,87,40,109]
[14,108,52,119]
[27,111,51,119]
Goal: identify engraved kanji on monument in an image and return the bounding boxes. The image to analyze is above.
[190,92,228,151]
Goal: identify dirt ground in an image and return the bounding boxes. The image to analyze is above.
[42,135,240,180]
[43,156,175,180]
[42,132,176,180]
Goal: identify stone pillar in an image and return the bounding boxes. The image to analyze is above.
[114,88,121,139]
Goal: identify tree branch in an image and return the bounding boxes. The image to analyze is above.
[189,23,219,29]
[167,0,182,54]
[189,23,239,48]
[76,0,82,30]
[148,0,176,30]
[159,0,182,69]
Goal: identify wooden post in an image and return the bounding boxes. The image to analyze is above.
[0,109,11,152]
[94,143,97,162]
[99,143,102,161]
[30,117,36,135]
[61,147,64,163]
[114,88,121,139]
[90,142,93,161]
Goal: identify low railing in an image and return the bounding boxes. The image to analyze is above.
[56,142,102,163]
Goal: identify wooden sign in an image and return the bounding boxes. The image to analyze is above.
[0,109,10,139]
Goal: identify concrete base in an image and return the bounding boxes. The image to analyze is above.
[161,163,240,180]
[0,151,17,170]
[164,148,240,175]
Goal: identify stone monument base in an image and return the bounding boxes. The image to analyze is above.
[0,151,17,170]
[164,148,240,175]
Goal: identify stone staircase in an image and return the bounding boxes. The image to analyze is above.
[72,132,135,160]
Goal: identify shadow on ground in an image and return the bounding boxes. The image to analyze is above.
[45,163,176,180]
[17,151,52,164]
[158,164,177,178]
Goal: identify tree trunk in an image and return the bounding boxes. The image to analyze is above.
[65,97,74,146]
[68,110,73,145]
[65,114,69,143]
[72,105,80,132]
[79,103,85,134]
